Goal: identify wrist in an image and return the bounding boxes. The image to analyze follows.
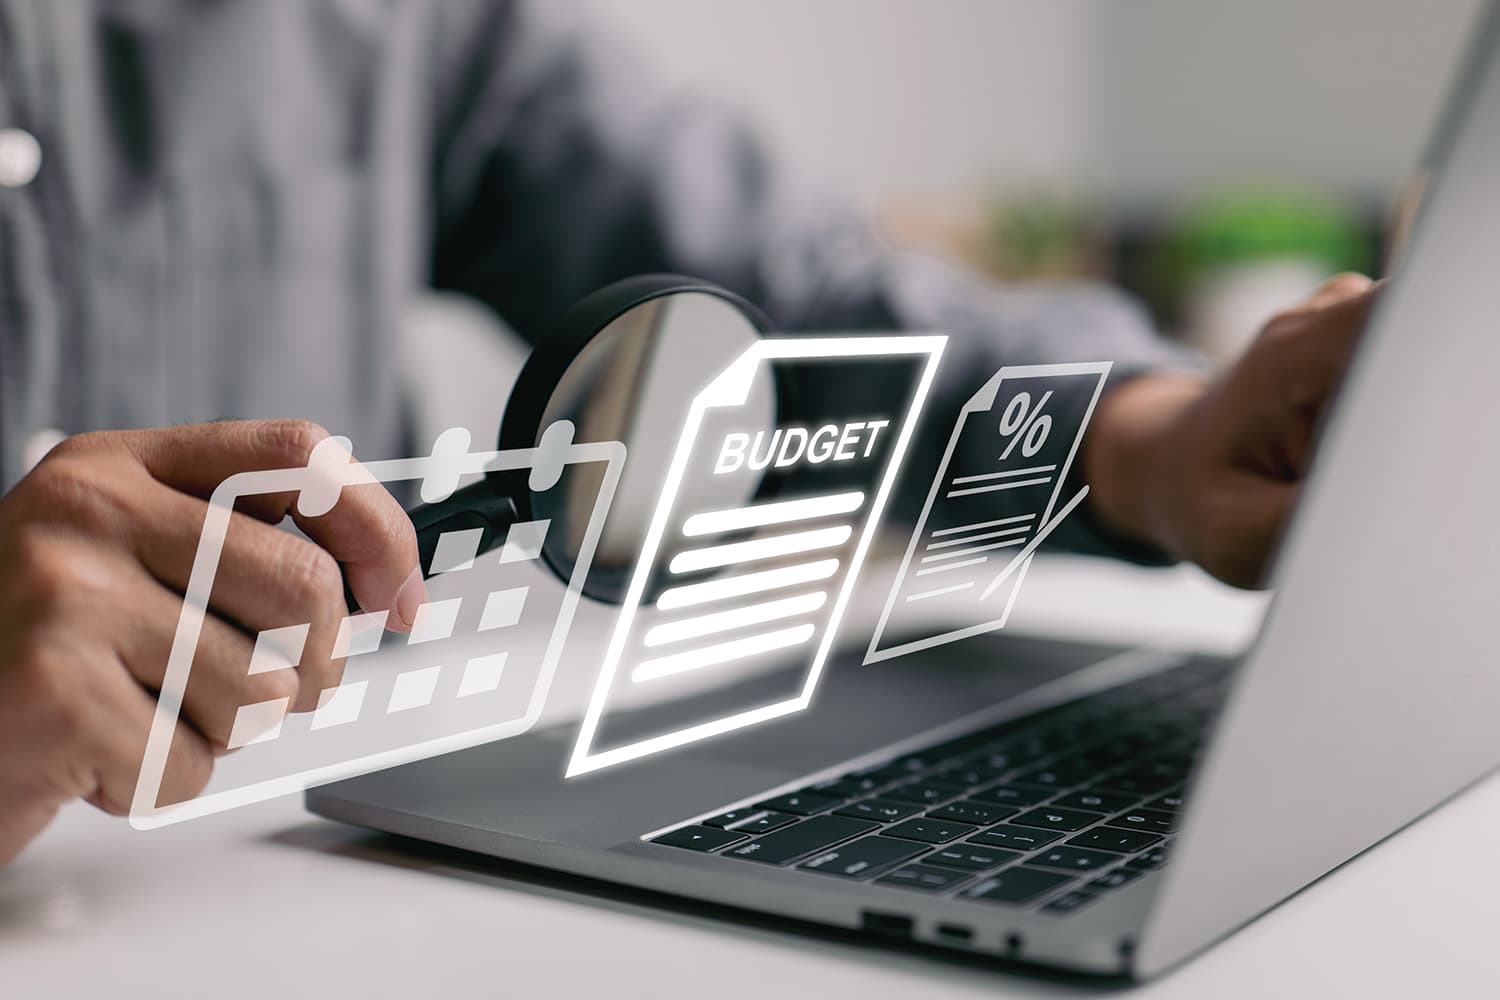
[1082,371,1210,559]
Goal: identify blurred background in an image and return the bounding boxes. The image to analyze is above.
[419,0,1481,452]
[611,0,1479,358]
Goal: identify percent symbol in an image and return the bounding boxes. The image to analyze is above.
[998,389,1053,460]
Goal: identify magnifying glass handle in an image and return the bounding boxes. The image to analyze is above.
[340,480,520,613]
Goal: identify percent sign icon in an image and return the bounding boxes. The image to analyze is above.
[998,390,1053,460]
[978,386,1086,600]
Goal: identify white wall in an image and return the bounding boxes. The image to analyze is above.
[1088,0,1485,203]
[598,0,1098,204]
[604,0,1484,207]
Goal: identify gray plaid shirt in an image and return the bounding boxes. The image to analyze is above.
[0,0,1193,555]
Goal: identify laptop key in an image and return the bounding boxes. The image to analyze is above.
[1118,724,1178,747]
[809,776,883,799]
[1087,867,1146,892]
[1077,739,1140,767]
[732,811,799,835]
[956,749,1014,771]
[798,836,926,880]
[1027,846,1119,872]
[856,756,933,783]
[1106,808,1176,834]
[1139,752,1194,775]
[966,825,1064,851]
[702,808,762,829]
[1115,762,1189,790]
[1014,760,1097,788]
[651,826,749,852]
[1065,827,1161,853]
[973,784,1053,808]
[1052,790,1138,814]
[925,800,1018,826]
[1041,890,1099,915]
[883,818,979,844]
[884,780,968,806]
[1009,807,1106,833]
[962,867,1073,905]
[724,816,878,865]
[833,799,922,823]
[1099,772,1177,796]
[876,864,974,893]
[1144,791,1185,812]
[929,762,1009,786]
[1124,843,1171,870]
[924,845,1022,872]
[921,733,996,762]
[754,792,839,816]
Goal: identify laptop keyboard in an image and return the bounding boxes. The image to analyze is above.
[648,657,1230,916]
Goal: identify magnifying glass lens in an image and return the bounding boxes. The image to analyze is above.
[528,290,771,602]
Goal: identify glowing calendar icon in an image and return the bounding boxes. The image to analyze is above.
[130,426,623,828]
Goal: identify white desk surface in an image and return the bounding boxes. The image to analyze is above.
[5,555,1498,999]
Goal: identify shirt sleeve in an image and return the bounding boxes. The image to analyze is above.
[426,0,1203,561]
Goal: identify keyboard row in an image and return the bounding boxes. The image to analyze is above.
[654,804,1174,912]
[650,660,1228,914]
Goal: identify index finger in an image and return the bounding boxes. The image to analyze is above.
[81,420,428,630]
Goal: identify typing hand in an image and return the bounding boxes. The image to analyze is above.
[1085,273,1383,588]
[0,421,425,864]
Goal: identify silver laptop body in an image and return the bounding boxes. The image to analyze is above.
[307,4,1500,979]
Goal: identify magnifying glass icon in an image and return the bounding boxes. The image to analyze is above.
[397,274,782,605]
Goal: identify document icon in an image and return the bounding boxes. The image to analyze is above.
[567,336,946,776]
[865,362,1110,664]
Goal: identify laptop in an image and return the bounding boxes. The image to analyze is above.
[306,3,1500,979]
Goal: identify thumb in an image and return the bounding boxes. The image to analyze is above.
[1200,475,1298,589]
[1304,271,1375,308]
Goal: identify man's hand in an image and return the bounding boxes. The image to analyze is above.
[1085,273,1382,588]
[0,421,426,864]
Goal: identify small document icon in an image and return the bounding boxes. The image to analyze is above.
[865,361,1111,664]
[567,335,945,776]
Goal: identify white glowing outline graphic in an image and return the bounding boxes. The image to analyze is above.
[566,335,946,777]
[130,430,624,829]
[865,361,1110,664]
